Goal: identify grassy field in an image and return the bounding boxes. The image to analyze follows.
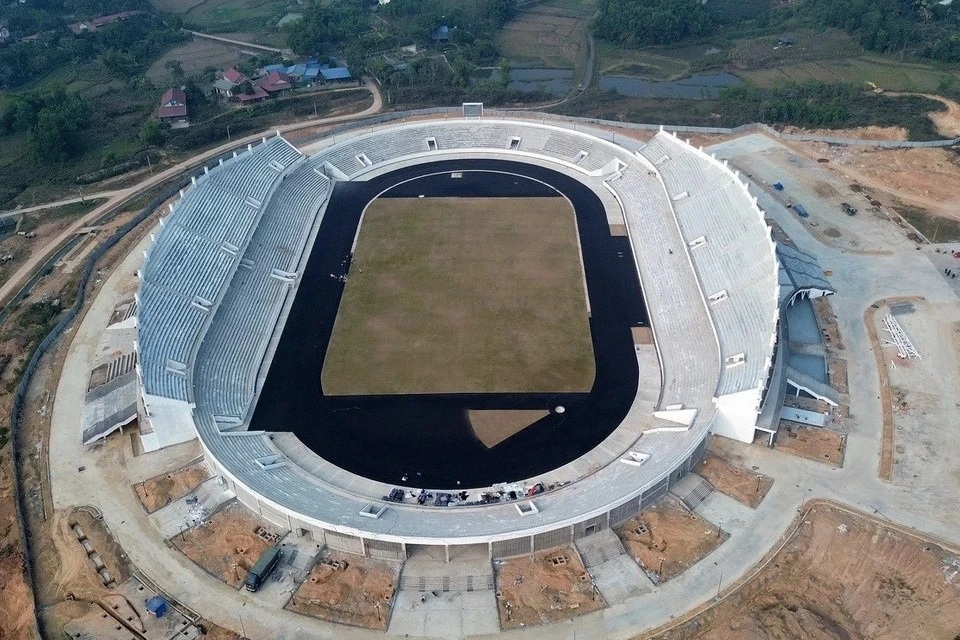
[594,26,960,93]
[181,0,290,34]
[321,196,595,395]
[896,203,960,243]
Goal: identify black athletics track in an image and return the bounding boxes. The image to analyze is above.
[251,159,649,488]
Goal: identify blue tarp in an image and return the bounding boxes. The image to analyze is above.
[145,596,167,618]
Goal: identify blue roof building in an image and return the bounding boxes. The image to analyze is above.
[320,67,352,81]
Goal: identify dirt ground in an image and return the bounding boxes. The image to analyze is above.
[812,296,844,351]
[774,423,845,467]
[0,452,36,639]
[871,299,960,490]
[287,550,400,630]
[468,409,550,449]
[645,502,960,640]
[616,497,727,582]
[495,546,604,629]
[695,454,773,509]
[782,124,909,141]
[497,7,585,69]
[786,139,960,222]
[146,38,255,83]
[135,461,212,513]
[170,500,284,589]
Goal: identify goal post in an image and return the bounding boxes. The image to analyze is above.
[462,102,483,117]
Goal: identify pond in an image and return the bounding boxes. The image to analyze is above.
[598,72,742,100]
[473,67,574,96]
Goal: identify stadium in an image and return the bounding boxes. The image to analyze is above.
[129,107,830,560]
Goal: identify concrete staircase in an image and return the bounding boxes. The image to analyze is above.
[399,573,494,592]
[575,529,627,569]
[670,473,714,511]
[786,366,840,406]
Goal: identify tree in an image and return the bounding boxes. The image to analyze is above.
[165,60,185,85]
[497,58,511,88]
[140,118,168,147]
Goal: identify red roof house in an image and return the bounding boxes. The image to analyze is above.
[256,71,292,94]
[234,84,269,103]
[222,68,248,85]
[157,88,187,121]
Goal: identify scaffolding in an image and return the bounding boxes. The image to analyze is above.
[882,314,921,359]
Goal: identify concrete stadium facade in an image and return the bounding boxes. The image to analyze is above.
[133,113,787,558]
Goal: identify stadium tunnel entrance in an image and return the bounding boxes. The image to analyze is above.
[251,160,649,488]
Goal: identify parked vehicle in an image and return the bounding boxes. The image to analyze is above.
[841,202,858,216]
[245,545,282,592]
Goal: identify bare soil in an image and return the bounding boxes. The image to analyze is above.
[644,502,960,640]
[146,38,253,83]
[135,462,212,513]
[828,357,848,395]
[781,124,909,141]
[695,454,773,509]
[497,8,585,68]
[287,550,400,630]
[468,409,550,449]
[774,424,845,467]
[170,500,283,588]
[495,546,604,629]
[787,140,960,222]
[616,497,727,582]
[812,296,844,351]
[0,454,36,639]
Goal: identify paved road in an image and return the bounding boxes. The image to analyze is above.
[44,131,960,640]
[0,77,382,308]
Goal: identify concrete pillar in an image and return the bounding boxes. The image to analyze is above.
[444,545,450,563]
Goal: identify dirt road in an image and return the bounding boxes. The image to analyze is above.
[0,77,382,307]
[886,92,960,138]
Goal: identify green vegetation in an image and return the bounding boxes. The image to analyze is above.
[166,89,370,151]
[0,1,187,89]
[0,91,91,161]
[791,0,960,62]
[557,82,947,139]
[895,203,960,243]
[593,0,711,47]
[181,0,290,35]
[322,197,595,396]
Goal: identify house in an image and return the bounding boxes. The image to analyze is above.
[234,84,269,104]
[256,71,292,95]
[320,67,353,83]
[776,35,794,47]
[68,10,144,35]
[157,88,188,125]
[431,25,450,42]
[213,67,250,98]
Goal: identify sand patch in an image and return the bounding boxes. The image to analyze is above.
[469,409,550,448]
